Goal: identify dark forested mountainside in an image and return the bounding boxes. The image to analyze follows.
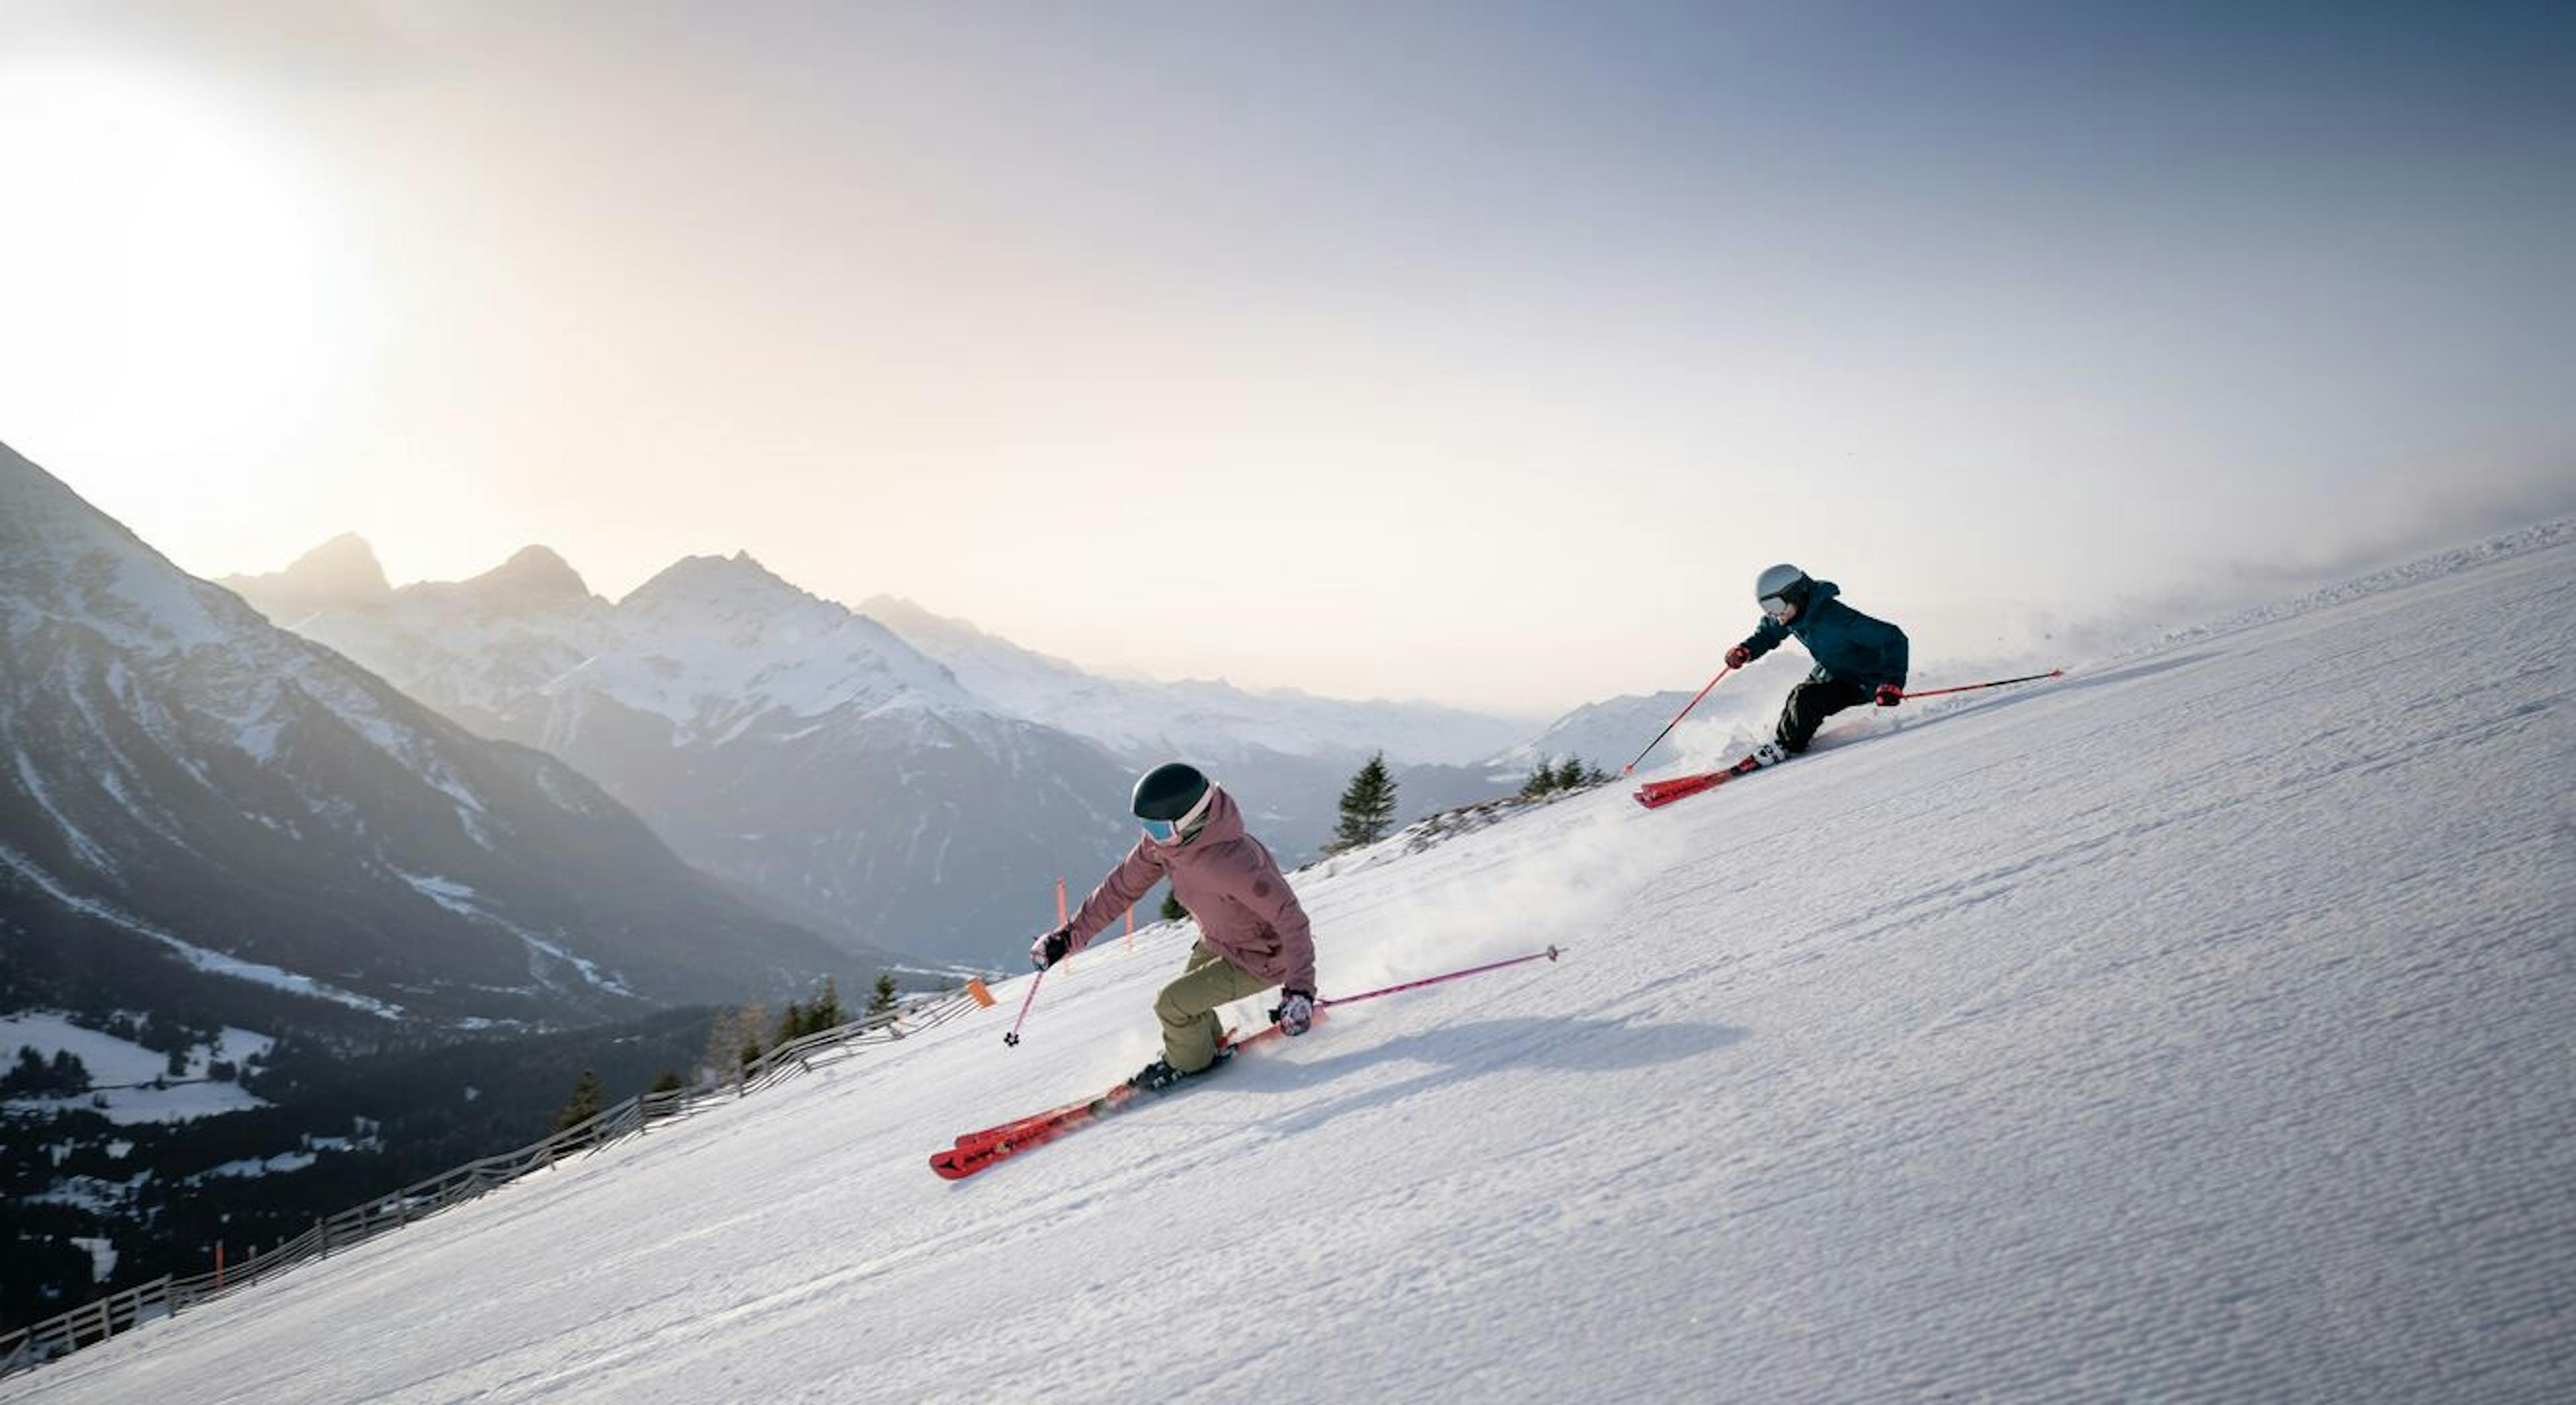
[2,1006,733,1333]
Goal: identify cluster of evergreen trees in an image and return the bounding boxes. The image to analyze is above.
[1323,748,1609,859]
[680,974,910,1105]
[1519,754,1609,797]
[775,978,845,1044]
[565,973,910,1126]
[1,1047,91,1097]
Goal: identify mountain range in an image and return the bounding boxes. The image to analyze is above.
[222,541,1541,966]
[1,442,873,1043]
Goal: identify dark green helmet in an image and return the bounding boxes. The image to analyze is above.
[1131,762,1210,820]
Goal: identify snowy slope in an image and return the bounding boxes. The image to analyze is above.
[15,526,2570,1403]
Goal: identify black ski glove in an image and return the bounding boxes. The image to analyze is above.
[1029,925,1072,971]
[1875,684,1903,708]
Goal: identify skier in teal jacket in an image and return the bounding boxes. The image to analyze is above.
[1725,564,1910,762]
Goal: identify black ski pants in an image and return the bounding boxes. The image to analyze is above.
[1775,677,1876,754]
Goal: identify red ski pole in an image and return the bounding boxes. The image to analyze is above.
[1003,968,1045,1048]
[1319,946,1564,1011]
[1621,667,1731,775]
[1896,669,2063,701]
[1003,879,1075,1048]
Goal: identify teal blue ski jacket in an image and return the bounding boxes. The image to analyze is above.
[1736,580,1909,688]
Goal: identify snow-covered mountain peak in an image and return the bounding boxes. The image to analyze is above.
[619,551,822,624]
[529,557,985,736]
[278,533,392,602]
[2,441,258,658]
[425,545,593,615]
[213,532,395,626]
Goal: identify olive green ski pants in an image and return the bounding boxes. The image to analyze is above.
[1157,941,1275,1072]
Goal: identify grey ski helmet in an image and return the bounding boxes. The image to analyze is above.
[1755,563,1811,610]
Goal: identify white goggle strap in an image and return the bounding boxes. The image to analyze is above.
[1173,786,1215,834]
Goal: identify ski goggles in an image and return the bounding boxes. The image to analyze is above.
[1760,594,1794,622]
[1140,787,1215,844]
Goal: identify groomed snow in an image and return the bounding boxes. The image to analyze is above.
[10,532,2570,1402]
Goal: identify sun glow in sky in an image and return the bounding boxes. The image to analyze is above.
[3,3,2571,714]
[1,55,356,522]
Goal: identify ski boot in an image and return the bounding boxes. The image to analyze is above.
[1128,1046,1232,1094]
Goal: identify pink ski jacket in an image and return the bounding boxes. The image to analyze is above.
[1065,786,1318,993]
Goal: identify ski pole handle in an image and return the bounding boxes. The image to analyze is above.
[1623,668,1731,775]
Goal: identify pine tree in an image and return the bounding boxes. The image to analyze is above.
[649,1070,685,1095]
[1332,751,1399,850]
[1159,886,1187,922]
[553,1067,605,1132]
[1520,754,1560,798]
[867,972,900,1021]
[809,976,843,1033]
[3,1047,44,1096]
[1554,756,1588,791]
[775,999,807,1045]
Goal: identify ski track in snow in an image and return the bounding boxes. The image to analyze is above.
[10,539,2573,1403]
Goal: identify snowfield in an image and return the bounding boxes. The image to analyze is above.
[11,530,2571,1402]
[0,1015,274,1125]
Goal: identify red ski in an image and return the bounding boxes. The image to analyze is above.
[950,1097,1090,1151]
[1631,755,1764,809]
[933,1022,1300,1180]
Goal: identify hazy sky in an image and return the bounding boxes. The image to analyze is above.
[4,2,2570,715]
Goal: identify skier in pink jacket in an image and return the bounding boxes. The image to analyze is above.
[1031,762,1319,1091]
